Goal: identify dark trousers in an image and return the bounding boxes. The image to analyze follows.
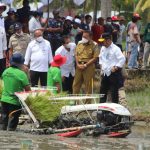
[0,102,21,131]
[49,38,62,56]
[62,74,74,94]
[100,70,124,103]
[0,58,6,77]
[30,70,47,87]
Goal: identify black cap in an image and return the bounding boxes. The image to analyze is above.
[14,22,22,30]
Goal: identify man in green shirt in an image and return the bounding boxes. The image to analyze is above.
[0,53,31,131]
[47,54,66,93]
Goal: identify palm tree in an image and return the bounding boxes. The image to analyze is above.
[135,0,150,12]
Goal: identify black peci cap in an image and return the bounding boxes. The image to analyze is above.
[14,22,22,30]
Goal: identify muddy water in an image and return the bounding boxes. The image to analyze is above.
[0,124,150,150]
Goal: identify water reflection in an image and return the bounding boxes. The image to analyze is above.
[0,125,150,150]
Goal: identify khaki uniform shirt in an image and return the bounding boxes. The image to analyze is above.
[75,40,99,62]
[9,33,30,57]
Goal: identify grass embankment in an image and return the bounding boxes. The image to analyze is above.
[126,88,150,122]
[124,69,150,121]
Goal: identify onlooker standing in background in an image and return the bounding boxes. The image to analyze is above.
[28,11,43,40]
[0,3,6,28]
[0,26,7,77]
[17,0,30,33]
[128,16,141,69]
[83,15,92,31]
[75,14,92,44]
[62,16,73,36]
[70,18,81,43]
[5,8,17,67]
[47,10,63,55]
[9,23,30,58]
[55,35,76,94]
[111,16,120,45]
[104,17,113,36]
[126,13,141,57]
[24,29,53,87]
[5,8,17,43]
[116,16,126,51]
[143,22,150,68]
[91,17,104,44]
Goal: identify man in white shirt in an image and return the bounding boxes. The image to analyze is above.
[24,29,53,87]
[28,11,43,40]
[55,35,76,93]
[0,3,6,28]
[99,33,125,103]
[0,26,7,77]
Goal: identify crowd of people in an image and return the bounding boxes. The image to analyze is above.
[0,0,149,130]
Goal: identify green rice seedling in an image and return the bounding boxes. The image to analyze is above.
[25,92,69,124]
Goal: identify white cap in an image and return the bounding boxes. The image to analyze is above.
[66,16,73,21]
[0,3,6,11]
[74,18,81,24]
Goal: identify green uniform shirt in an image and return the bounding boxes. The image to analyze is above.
[1,67,30,106]
[47,67,62,94]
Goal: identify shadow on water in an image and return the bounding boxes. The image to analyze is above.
[0,125,150,150]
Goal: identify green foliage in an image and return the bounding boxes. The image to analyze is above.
[25,92,69,123]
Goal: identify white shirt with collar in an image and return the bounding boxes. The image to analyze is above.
[55,43,76,77]
[24,38,53,72]
[0,17,4,28]
[99,42,125,76]
[0,26,7,59]
[29,17,42,39]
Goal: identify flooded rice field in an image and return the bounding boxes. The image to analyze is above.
[0,123,150,150]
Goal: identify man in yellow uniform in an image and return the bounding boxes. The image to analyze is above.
[73,30,99,103]
[9,22,30,58]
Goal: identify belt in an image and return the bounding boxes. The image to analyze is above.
[78,61,87,64]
